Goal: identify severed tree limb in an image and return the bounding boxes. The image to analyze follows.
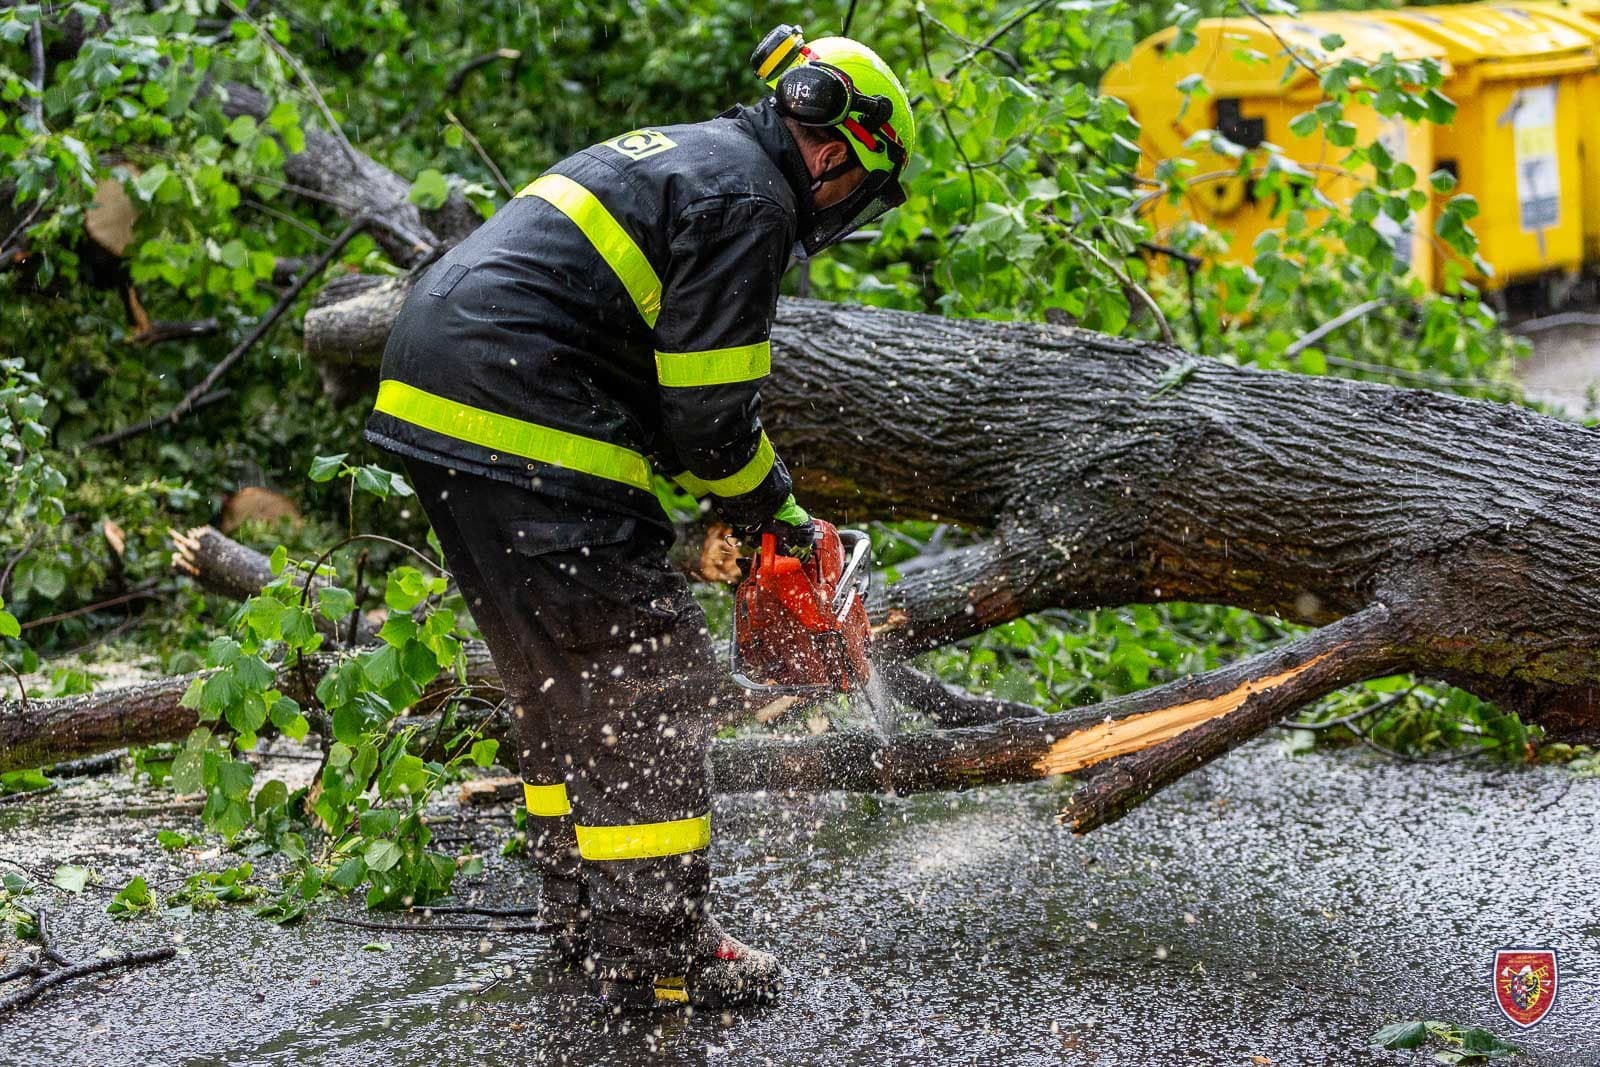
[711,607,1399,806]
[0,947,177,1014]
[87,215,371,448]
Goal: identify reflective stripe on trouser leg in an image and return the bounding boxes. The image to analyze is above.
[575,814,711,862]
[524,781,572,817]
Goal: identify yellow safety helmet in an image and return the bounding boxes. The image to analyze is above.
[751,25,916,254]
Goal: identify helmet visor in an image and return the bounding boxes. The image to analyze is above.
[799,165,907,256]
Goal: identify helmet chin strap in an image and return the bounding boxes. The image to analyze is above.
[809,155,858,194]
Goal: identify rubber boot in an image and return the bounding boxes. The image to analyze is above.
[539,875,590,967]
[590,915,781,1012]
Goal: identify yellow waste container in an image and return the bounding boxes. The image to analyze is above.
[1101,13,1444,283]
[1378,4,1593,287]
[1498,2,1600,260]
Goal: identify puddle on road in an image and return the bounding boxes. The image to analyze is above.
[1,739,1595,1066]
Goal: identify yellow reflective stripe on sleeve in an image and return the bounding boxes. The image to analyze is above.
[518,173,662,328]
[574,813,711,861]
[673,433,776,500]
[523,782,571,817]
[374,380,652,490]
[654,341,771,387]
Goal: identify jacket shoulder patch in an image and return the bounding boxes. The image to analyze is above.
[601,129,678,161]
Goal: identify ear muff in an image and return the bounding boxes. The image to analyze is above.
[775,61,896,141]
[775,64,852,127]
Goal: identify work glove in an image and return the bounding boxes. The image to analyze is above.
[738,494,816,561]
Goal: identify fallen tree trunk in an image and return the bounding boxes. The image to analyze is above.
[305,291,1600,730]
[13,77,1600,828]
[8,300,1599,829]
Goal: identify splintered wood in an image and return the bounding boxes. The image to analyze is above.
[1032,653,1331,776]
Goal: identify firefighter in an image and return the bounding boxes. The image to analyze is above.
[365,28,914,1011]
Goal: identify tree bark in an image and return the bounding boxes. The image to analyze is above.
[305,290,1600,730]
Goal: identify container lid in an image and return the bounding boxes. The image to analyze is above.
[1381,3,1593,63]
[1102,13,1446,100]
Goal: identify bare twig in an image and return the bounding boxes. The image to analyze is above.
[1284,298,1395,359]
[1059,229,1175,344]
[0,198,47,268]
[241,199,335,245]
[400,49,522,129]
[0,529,45,598]
[0,947,176,1014]
[916,0,1056,104]
[918,5,1024,74]
[410,904,541,918]
[1236,0,1324,81]
[297,533,449,611]
[916,5,979,227]
[444,109,514,199]
[1,661,27,715]
[1320,353,1516,395]
[20,585,164,631]
[87,215,372,448]
[327,916,553,935]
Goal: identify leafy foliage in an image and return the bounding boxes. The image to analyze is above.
[0,0,1582,915]
[1371,1019,1522,1063]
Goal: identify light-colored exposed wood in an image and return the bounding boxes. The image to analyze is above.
[1033,652,1331,776]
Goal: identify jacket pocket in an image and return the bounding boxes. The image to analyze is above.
[507,517,636,557]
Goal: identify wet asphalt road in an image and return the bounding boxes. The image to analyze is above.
[0,738,1594,1066]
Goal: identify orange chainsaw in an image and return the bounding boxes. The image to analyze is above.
[731,520,873,695]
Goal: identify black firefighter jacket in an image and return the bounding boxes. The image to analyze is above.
[365,102,810,529]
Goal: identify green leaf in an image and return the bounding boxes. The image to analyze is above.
[0,610,19,639]
[381,753,429,799]
[383,568,430,612]
[317,586,358,623]
[359,808,401,836]
[171,748,204,794]
[364,839,402,873]
[226,113,258,144]
[269,545,288,577]
[254,778,288,815]
[217,758,253,799]
[409,168,450,210]
[156,830,191,850]
[361,940,393,952]
[269,695,309,741]
[131,163,170,202]
[224,690,268,736]
[31,564,66,600]
[107,875,154,917]
[1297,350,1326,376]
[309,453,347,482]
[377,615,417,647]
[361,644,405,689]
[354,464,411,499]
[1370,1021,1428,1050]
[52,864,90,894]
[330,855,367,889]
[469,739,499,768]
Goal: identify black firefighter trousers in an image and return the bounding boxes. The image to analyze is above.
[402,457,719,974]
